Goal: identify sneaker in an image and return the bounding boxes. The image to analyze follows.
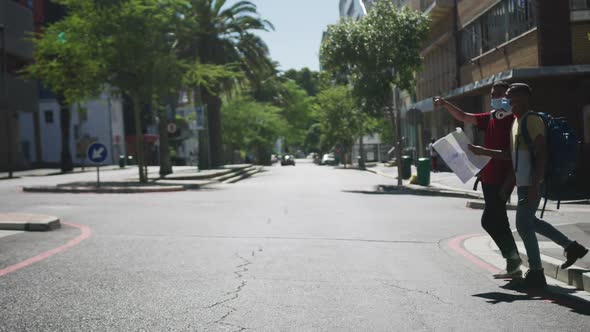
[523,269,547,288]
[493,257,523,279]
[561,241,589,269]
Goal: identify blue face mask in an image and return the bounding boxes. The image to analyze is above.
[500,98,512,113]
[490,98,503,110]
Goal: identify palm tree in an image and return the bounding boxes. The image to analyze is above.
[182,0,274,169]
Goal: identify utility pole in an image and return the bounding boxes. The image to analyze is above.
[1,24,13,178]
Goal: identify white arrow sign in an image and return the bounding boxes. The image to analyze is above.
[92,147,105,160]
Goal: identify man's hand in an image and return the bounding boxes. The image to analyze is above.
[527,185,540,207]
[434,97,447,108]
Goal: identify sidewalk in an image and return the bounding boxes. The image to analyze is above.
[367,163,590,290]
[0,165,122,179]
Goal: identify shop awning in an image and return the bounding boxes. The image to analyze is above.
[405,65,590,113]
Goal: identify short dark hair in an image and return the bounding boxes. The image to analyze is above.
[492,81,510,90]
[508,83,532,96]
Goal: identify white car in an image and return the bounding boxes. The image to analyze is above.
[321,154,336,165]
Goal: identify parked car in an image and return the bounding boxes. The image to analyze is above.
[281,155,296,166]
[321,153,336,166]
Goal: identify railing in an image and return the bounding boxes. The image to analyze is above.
[571,0,590,10]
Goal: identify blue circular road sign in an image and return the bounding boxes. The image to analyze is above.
[87,142,108,164]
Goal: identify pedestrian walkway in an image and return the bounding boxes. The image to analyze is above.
[367,162,590,291]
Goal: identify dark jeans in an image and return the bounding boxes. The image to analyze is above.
[516,186,571,270]
[482,184,519,259]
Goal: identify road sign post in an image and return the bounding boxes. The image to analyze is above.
[87,142,108,187]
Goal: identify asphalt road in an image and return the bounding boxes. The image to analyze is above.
[1,161,588,331]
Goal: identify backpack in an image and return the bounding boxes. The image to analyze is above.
[520,112,579,217]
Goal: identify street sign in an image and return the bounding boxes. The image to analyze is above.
[167,122,177,134]
[87,142,108,164]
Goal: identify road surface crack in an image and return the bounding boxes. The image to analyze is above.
[207,252,255,331]
[382,281,452,305]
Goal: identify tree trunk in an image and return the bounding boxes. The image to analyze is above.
[158,108,172,177]
[132,93,147,183]
[358,133,366,170]
[57,95,74,173]
[392,89,403,186]
[201,87,223,168]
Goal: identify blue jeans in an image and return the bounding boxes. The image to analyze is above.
[516,186,572,270]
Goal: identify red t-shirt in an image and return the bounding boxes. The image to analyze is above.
[474,112,515,185]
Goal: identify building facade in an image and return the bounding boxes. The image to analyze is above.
[19,89,126,166]
[403,0,590,187]
[0,0,38,171]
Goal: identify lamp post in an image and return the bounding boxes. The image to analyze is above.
[0,24,13,178]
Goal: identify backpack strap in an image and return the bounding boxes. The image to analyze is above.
[515,112,535,173]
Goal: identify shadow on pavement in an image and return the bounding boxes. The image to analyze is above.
[473,281,590,316]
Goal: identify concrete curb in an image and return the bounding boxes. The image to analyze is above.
[466,200,518,211]
[514,242,590,292]
[155,179,218,190]
[216,166,257,182]
[0,213,61,231]
[22,185,185,194]
[462,235,590,302]
[161,165,252,181]
[366,168,483,199]
[222,167,262,184]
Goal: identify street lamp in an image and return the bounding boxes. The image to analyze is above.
[0,24,13,178]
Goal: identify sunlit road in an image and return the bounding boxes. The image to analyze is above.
[1,160,588,331]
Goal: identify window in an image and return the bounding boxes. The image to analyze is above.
[44,110,54,124]
[571,0,590,10]
[460,0,537,63]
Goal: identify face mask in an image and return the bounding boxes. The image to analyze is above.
[500,98,512,113]
[490,98,503,110]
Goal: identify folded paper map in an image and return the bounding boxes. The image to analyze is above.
[433,128,491,183]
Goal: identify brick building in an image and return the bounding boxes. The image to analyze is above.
[400,0,590,188]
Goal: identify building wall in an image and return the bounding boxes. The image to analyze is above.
[459,29,539,85]
[572,22,590,64]
[457,0,501,28]
[23,93,125,166]
[0,0,36,171]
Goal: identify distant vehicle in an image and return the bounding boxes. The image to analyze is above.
[281,155,296,166]
[271,154,279,164]
[321,153,336,166]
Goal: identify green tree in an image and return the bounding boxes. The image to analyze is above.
[26,3,104,172]
[180,0,274,169]
[283,68,330,97]
[321,0,429,179]
[315,86,367,166]
[222,95,286,165]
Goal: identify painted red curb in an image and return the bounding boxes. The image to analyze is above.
[447,233,501,274]
[0,222,92,277]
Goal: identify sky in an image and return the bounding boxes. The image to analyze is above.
[248,0,341,72]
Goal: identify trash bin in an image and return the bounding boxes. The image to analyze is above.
[417,157,431,186]
[401,155,412,179]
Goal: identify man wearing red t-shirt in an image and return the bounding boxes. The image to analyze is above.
[435,81,521,278]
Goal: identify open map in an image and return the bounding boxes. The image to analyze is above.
[433,128,491,183]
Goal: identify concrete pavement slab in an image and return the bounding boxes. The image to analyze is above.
[0,213,60,231]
